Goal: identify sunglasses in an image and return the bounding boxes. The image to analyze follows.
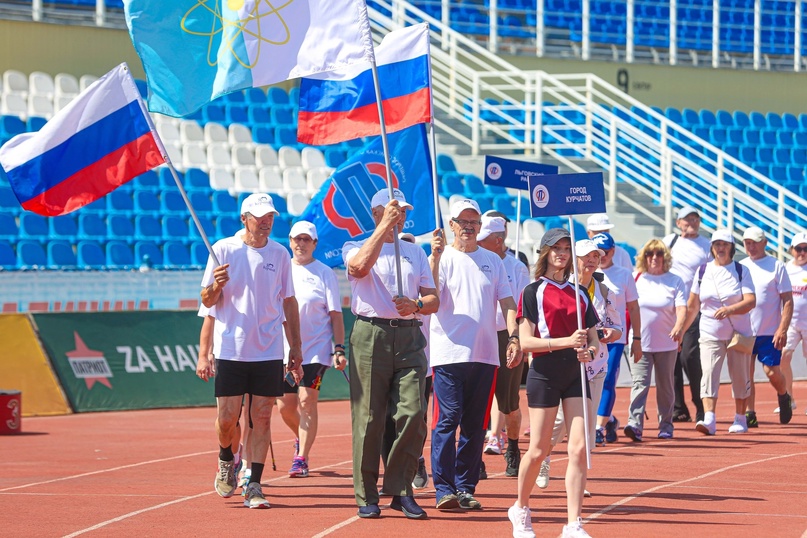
[795,246,807,254]
[645,250,665,257]
[451,218,482,227]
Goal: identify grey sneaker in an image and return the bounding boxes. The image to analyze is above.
[504,445,521,477]
[214,458,237,498]
[457,491,482,510]
[412,456,429,489]
[536,458,550,489]
[243,482,270,509]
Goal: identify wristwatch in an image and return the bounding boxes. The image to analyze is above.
[415,299,423,312]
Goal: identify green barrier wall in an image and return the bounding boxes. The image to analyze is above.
[33,309,356,412]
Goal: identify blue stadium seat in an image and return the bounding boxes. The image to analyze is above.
[440,172,464,196]
[275,126,298,148]
[135,215,162,242]
[795,131,807,146]
[270,107,295,125]
[188,191,213,216]
[17,239,46,269]
[726,127,744,145]
[773,147,791,166]
[106,240,134,269]
[49,215,77,240]
[732,111,750,127]
[26,116,47,132]
[77,214,106,242]
[0,214,18,242]
[19,213,48,240]
[212,191,237,214]
[216,216,241,238]
[162,215,189,243]
[766,112,783,129]
[782,113,799,130]
[787,165,805,183]
[709,127,727,145]
[665,107,683,124]
[185,168,211,191]
[158,167,180,190]
[792,148,807,165]
[203,104,226,124]
[757,147,774,164]
[245,88,267,105]
[47,240,77,269]
[715,110,733,127]
[190,241,210,268]
[0,115,26,137]
[107,214,135,243]
[226,104,249,124]
[107,190,134,215]
[133,170,160,191]
[288,87,299,105]
[0,186,21,216]
[324,148,346,168]
[134,190,161,215]
[134,241,163,268]
[681,108,699,127]
[267,87,289,105]
[249,105,271,125]
[76,241,106,269]
[270,216,291,239]
[252,125,274,145]
[760,129,777,146]
[749,111,766,128]
[436,154,457,177]
[743,130,761,145]
[0,241,16,270]
[224,91,245,103]
[777,131,794,147]
[189,216,215,242]
[464,174,487,195]
[161,190,188,215]
[770,165,787,183]
[163,241,191,268]
[699,109,716,125]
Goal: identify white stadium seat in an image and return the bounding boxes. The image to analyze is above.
[286,191,311,216]
[28,71,54,98]
[1,93,27,118]
[208,167,234,192]
[255,144,278,168]
[54,73,80,97]
[204,122,229,145]
[79,74,99,91]
[179,120,204,144]
[182,142,208,171]
[258,167,284,194]
[156,121,181,144]
[206,143,231,171]
[231,143,256,168]
[3,69,28,95]
[278,146,302,170]
[233,167,260,193]
[27,94,54,119]
[300,147,326,172]
[306,168,331,195]
[228,123,253,146]
[282,168,307,193]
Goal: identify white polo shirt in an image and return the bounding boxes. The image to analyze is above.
[740,255,791,336]
[664,233,712,295]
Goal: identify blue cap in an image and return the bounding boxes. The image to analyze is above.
[592,232,615,251]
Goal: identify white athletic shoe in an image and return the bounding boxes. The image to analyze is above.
[243,482,270,509]
[562,517,591,538]
[484,434,502,455]
[214,458,238,498]
[508,503,536,538]
[536,459,550,489]
[728,415,748,434]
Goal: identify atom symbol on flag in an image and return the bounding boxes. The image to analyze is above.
[181,0,295,69]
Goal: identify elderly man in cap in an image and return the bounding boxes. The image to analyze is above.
[586,213,634,269]
[663,205,711,423]
[201,192,303,509]
[740,226,794,426]
[482,209,530,267]
[430,199,521,511]
[478,215,531,477]
[342,188,441,520]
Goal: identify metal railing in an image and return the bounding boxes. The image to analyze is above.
[371,0,806,259]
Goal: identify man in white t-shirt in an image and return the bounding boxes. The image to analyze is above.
[482,210,530,267]
[201,193,303,509]
[663,205,712,423]
[740,226,794,426]
[478,215,531,477]
[586,213,634,270]
[342,188,440,520]
[430,199,521,511]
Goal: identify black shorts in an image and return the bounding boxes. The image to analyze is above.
[526,351,590,408]
[495,330,524,414]
[215,359,284,398]
[283,363,330,393]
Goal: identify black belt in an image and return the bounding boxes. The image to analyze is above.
[356,315,422,328]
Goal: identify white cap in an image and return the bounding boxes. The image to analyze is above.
[792,232,807,247]
[477,216,507,241]
[241,193,279,217]
[677,205,699,220]
[742,226,765,243]
[576,239,605,257]
[450,198,481,218]
[289,220,317,241]
[586,213,614,231]
[710,229,734,244]
[370,188,413,209]
[399,232,416,243]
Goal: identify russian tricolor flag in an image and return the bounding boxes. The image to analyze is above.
[297,23,432,146]
[0,63,165,217]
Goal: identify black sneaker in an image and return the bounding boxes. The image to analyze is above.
[779,393,793,424]
[504,446,520,477]
[605,416,619,443]
[595,428,606,447]
[412,456,429,489]
[672,409,691,423]
[745,411,759,428]
[457,491,482,510]
[479,460,487,480]
[624,424,643,442]
[357,504,381,518]
[391,495,428,519]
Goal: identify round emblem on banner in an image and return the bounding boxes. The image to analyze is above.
[486,162,502,180]
[532,184,549,208]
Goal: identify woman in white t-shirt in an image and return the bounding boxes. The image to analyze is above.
[626,239,687,441]
[781,232,807,412]
[277,221,345,478]
[682,229,756,436]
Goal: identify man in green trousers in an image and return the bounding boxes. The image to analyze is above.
[341,188,441,520]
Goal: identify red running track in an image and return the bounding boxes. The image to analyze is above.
[1,382,806,538]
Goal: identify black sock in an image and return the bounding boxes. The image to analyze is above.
[219,445,234,461]
[251,462,264,484]
[508,438,519,452]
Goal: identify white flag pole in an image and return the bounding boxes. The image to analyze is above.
[515,195,522,258]
[425,24,441,231]
[568,215,591,470]
[370,61,405,297]
[127,64,221,267]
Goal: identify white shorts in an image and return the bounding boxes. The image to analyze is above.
[784,326,807,354]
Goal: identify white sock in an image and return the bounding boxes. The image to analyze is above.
[704,411,716,425]
[734,413,747,426]
[233,443,242,466]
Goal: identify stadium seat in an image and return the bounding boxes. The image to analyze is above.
[189,216,215,241]
[207,143,232,170]
[232,143,256,167]
[16,239,46,269]
[133,170,160,191]
[79,74,98,91]
[436,154,457,176]
[267,87,289,105]
[211,190,237,213]
[306,168,331,194]
[1,93,27,118]
[3,69,28,95]
[252,125,274,145]
[229,123,253,146]
[54,72,79,97]
[179,120,204,144]
[278,146,302,169]
[209,167,235,192]
[161,190,188,215]
[47,240,77,269]
[162,215,189,243]
[49,215,78,240]
[286,192,310,216]
[234,167,260,193]
[187,191,213,216]
[162,241,191,268]
[301,147,327,172]
[270,216,291,239]
[184,168,211,192]
[134,241,163,268]
[0,213,18,241]
[135,214,162,242]
[19,213,48,240]
[282,168,307,193]
[107,190,134,215]
[106,240,135,269]
[107,214,135,243]
[134,190,161,215]
[464,174,487,195]
[26,116,47,132]
[190,241,210,268]
[204,122,228,145]
[77,214,107,241]
[245,88,267,104]
[216,216,241,238]
[0,241,14,270]
[0,115,26,137]
[256,144,279,168]
[157,121,181,144]
[182,142,208,171]
[440,172,465,196]
[259,167,284,194]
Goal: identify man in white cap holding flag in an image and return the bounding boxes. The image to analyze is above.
[342,188,441,520]
[201,192,303,509]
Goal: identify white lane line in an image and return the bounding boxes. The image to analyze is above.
[311,516,362,538]
[61,459,354,538]
[584,451,807,523]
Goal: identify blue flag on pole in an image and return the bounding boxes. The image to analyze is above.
[527,172,606,217]
[297,124,435,267]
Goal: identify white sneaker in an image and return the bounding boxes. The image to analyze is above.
[774,399,797,414]
[728,416,748,434]
[562,517,591,538]
[536,459,550,489]
[584,489,591,498]
[695,420,716,436]
[484,434,501,455]
[243,482,270,509]
[508,503,536,538]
